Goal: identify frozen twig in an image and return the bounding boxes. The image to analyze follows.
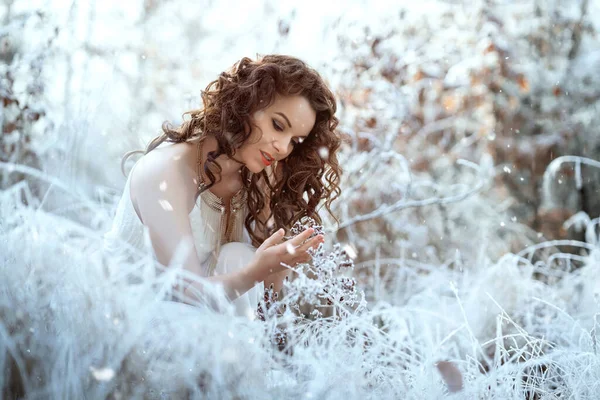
[334,159,485,231]
[542,156,600,202]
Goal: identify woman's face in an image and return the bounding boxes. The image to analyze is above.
[237,94,316,173]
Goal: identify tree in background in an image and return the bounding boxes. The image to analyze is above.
[1,5,57,196]
[327,0,600,269]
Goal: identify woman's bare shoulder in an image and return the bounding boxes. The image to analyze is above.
[138,142,196,171]
[130,142,198,209]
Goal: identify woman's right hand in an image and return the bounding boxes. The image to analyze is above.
[252,228,324,278]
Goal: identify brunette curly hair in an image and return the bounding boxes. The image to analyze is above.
[138,54,342,246]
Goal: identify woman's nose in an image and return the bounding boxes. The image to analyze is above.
[272,137,290,155]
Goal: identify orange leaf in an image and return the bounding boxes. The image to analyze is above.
[517,75,530,93]
[442,95,458,112]
[553,86,561,96]
[484,43,496,54]
[413,70,425,81]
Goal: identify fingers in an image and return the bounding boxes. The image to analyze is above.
[267,228,325,266]
[260,228,285,250]
[288,228,315,247]
[297,234,323,254]
[284,233,324,264]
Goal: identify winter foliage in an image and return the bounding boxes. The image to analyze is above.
[2,0,600,399]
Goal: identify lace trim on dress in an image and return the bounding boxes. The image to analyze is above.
[197,183,248,275]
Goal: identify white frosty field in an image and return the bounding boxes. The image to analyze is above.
[3,0,600,398]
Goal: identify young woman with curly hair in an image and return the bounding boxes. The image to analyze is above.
[104,54,342,317]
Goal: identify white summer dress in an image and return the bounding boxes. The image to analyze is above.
[102,158,263,320]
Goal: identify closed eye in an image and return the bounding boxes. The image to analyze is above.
[272,119,284,132]
[273,118,304,147]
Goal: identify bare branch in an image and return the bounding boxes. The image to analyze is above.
[333,159,486,231]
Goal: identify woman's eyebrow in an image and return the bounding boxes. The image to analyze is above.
[275,112,292,128]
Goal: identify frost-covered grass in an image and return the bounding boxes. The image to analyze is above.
[2,164,600,399]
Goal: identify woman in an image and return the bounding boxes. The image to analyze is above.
[104,54,342,318]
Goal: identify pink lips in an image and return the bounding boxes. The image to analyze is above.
[260,151,273,166]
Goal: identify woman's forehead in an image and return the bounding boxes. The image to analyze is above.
[268,95,316,132]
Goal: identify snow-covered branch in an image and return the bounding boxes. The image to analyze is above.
[335,159,487,231]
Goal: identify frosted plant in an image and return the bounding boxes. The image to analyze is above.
[256,216,367,354]
[285,216,366,319]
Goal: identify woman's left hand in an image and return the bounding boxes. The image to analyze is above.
[252,228,324,277]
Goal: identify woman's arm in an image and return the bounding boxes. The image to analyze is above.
[130,147,261,303]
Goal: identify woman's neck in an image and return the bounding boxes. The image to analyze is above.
[200,135,244,181]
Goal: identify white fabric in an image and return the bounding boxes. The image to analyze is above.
[103,160,263,319]
[215,242,263,320]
